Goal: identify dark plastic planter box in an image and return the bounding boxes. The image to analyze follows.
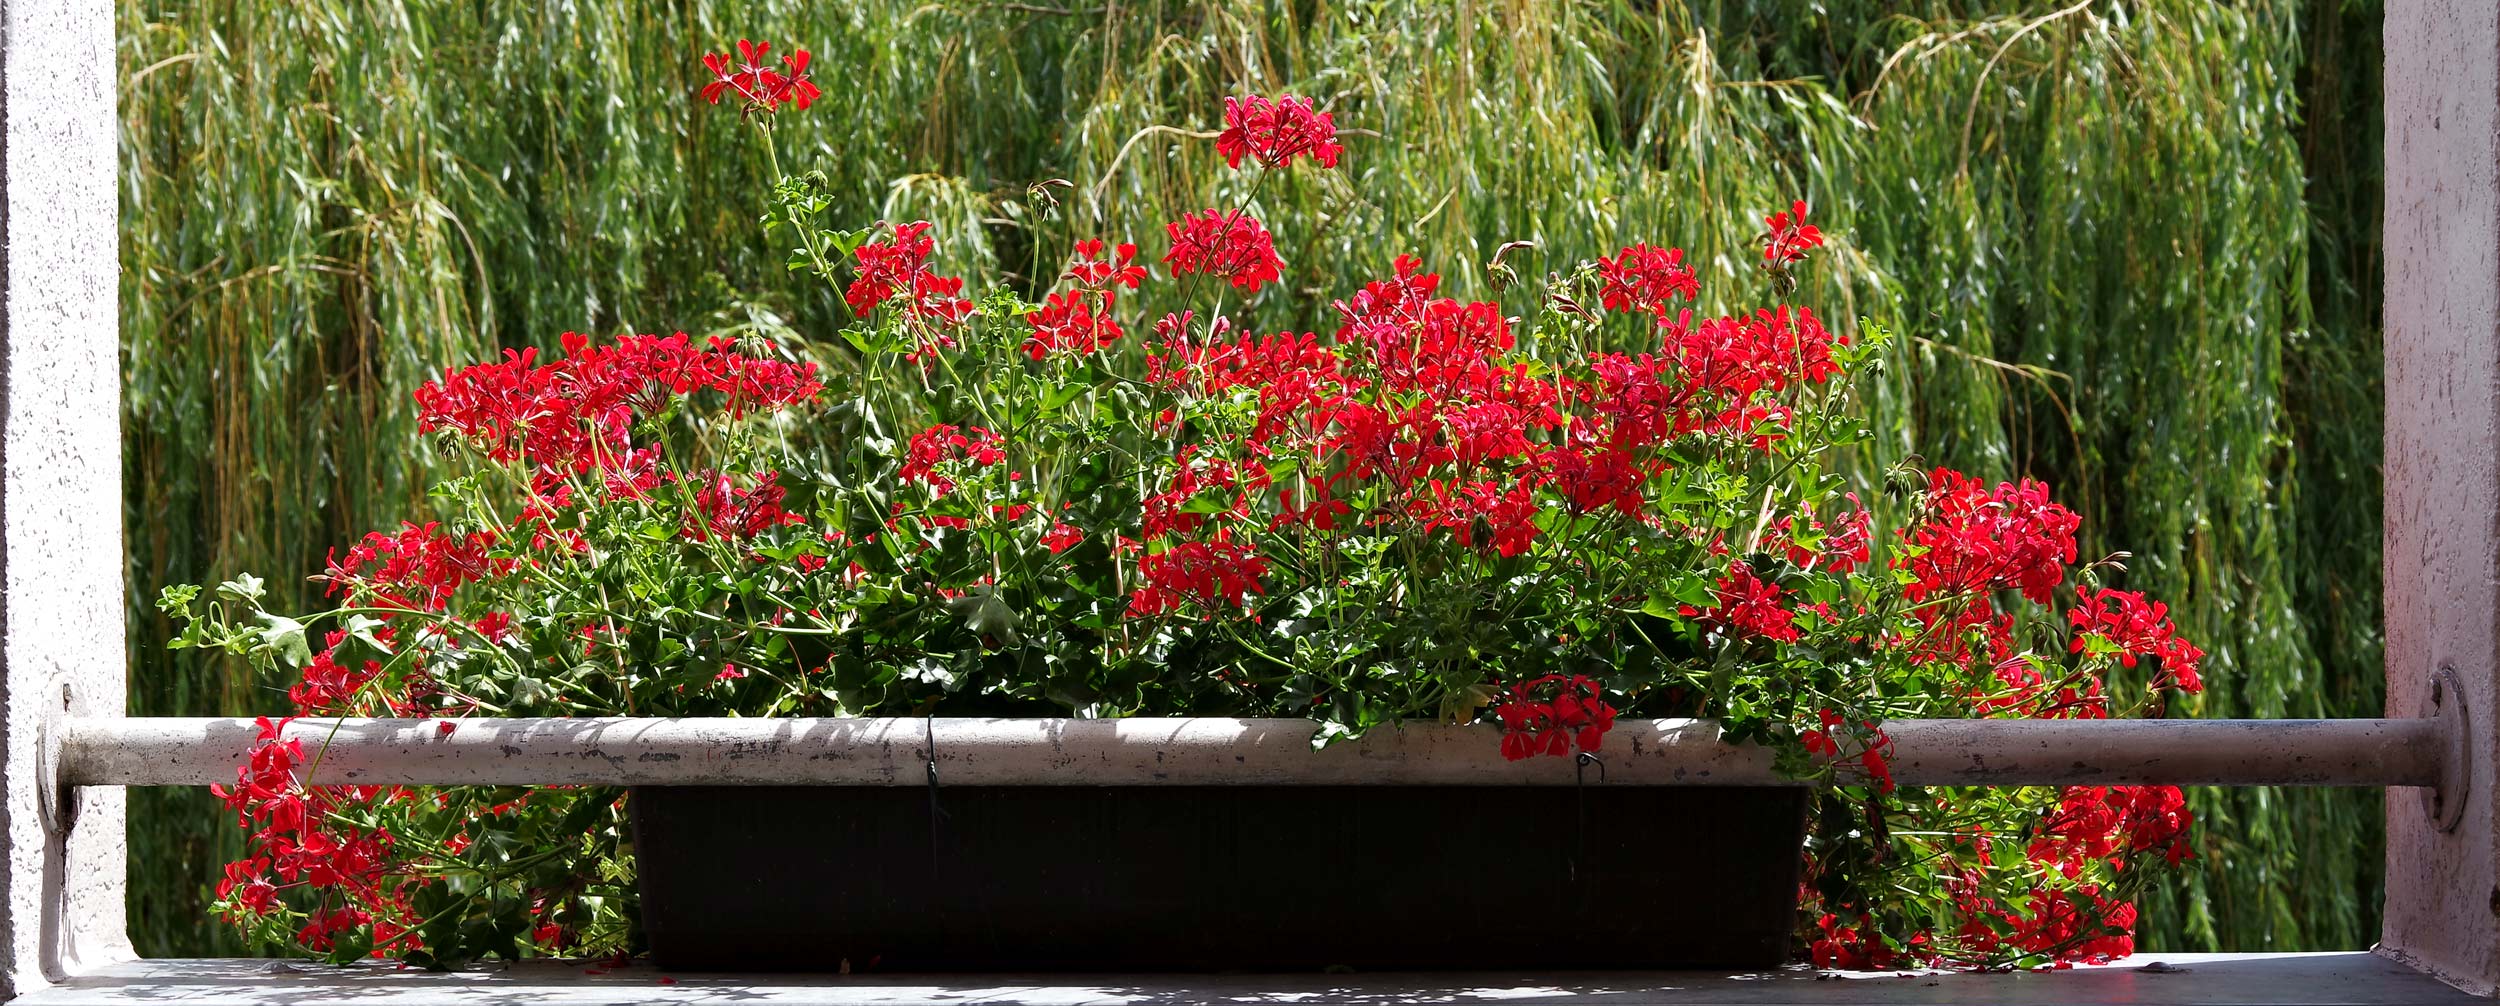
[630,783,1808,971]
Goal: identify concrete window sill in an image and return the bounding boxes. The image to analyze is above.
[12,952,2478,1005]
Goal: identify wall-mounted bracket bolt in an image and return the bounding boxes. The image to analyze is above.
[2424,667,2471,833]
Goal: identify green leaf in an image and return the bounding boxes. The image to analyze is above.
[1671,575,1718,608]
[255,612,313,668]
[1040,381,1089,412]
[949,588,1022,645]
[344,613,395,653]
[216,573,267,605]
[155,583,200,617]
[904,655,958,689]
[1309,720,1357,750]
[841,327,896,356]
[825,226,875,258]
[1653,480,1708,506]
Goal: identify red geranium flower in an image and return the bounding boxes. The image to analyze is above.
[1215,94,1344,170]
[1411,476,1544,557]
[1763,199,1824,265]
[1128,531,1270,617]
[847,221,936,314]
[700,39,820,112]
[1164,210,1285,293]
[1596,243,1700,318]
[1902,470,2081,606]
[1023,290,1123,360]
[2066,587,2206,693]
[1065,238,1147,291]
[1493,674,1617,760]
[1801,709,1845,758]
[897,424,1006,497]
[1680,562,1801,643]
[1023,239,1144,360]
[1810,913,1897,971]
[1765,497,1872,573]
[413,331,820,474]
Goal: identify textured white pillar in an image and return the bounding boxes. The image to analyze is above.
[2382,0,2500,994]
[0,0,130,995]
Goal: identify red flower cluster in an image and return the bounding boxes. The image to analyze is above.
[1042,522,1085,554]
[1336,257,1524,396]
[1537,442,1648,517]
[1164,210,1285,293]
[2017,887,2139,964]
[1799,710,1896,793]
[1665,307,1844,401]
[1810,913,1901,971]
[847,221,976,327]
[1800,709,1845,757]
[1900,741,2190,965]
[1683,563,1802,643]
[289,634,386,714]
[897,424,1005,497]
[1768,498,1873,573]
[322,522,512,613]
[1148,325,1337,399]
[1915,473,2082,604]
[2028,785,2196,874]
[1955,884,2140,965]
[1494,674,1618,760]
[1408,477,1541,557]
[700,40,820,112]
[1978,655,2111,720]
[1596,243,1700,319]
[1066,238,1147,290]
[211,717,414,954]
[1763,199,1824,265]
[1577,306,1844,457]
[1126,241,1862,579]
[1270,476,1352,532]
[1896,471,2081,667]
[1127,532,1270,616]
[1025,292,1122,360]
[1137,446,1267,540]
[685,470,805,540]
[1025,240,1146,360]
[414,332,821,473]
[1215,94,1343,170]
[2068,588,2206,692]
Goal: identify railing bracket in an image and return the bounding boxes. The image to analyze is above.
[2424,667,2471,833]
[36,713,77,840]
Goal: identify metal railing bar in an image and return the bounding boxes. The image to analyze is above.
[55,715,2449,789]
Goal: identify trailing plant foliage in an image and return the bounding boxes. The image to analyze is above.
[121,0,2382,956]
[169,69,2208,969]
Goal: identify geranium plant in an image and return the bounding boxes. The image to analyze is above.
[162,38,2204,970]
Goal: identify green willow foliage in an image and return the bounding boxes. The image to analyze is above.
[119,0,2382,955]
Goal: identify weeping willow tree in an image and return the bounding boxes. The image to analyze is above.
[118,0,2382,955]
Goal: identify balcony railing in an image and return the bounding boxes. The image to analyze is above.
[26,709,2489,1006]
[57,713,2464,791]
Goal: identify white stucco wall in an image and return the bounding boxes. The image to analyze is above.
[2382,0,2500,995]
[0,0,130,996]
